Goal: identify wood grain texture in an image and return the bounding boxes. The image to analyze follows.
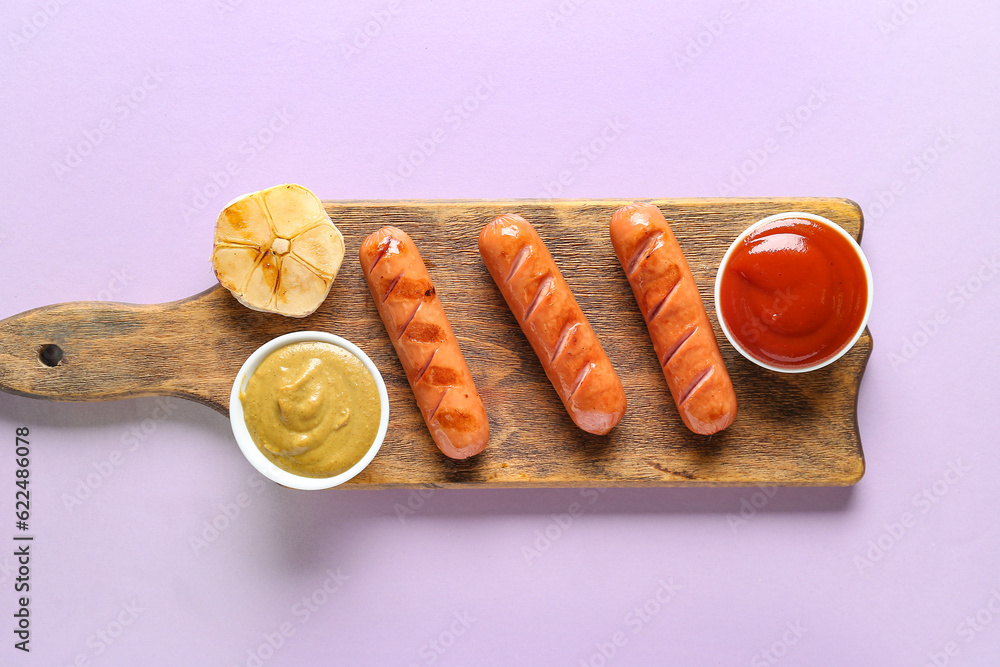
[0,199,870,487]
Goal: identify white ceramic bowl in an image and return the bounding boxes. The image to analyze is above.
[714,211,874,373]
[229,331,389,490]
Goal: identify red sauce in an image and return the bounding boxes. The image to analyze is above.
[719,217,869,370]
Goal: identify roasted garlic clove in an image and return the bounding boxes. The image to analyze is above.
[212,184,344,318]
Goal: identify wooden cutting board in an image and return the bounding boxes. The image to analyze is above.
[0,198,870,487]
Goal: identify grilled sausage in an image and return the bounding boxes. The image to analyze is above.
[609,203,737,435]
[360,227,490,459]
[479,214,627,435]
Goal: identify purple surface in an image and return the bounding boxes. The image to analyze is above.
[1,1,998,665]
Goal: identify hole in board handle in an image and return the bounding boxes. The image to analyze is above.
[39,344,64,367]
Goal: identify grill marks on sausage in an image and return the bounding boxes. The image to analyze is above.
[377,272,432,303]
[660,327,697,368]
[382,271,403,304]
[414,348,437,383]
[568,361,595,401]
[397,301,421,341]
[626,230,663,278]
[405,321,445,344]
[384,257,454,385]
[679,366,715,407]
[435,406,479,432]
[410,310,459,386]
[550,321,579,365]
[609,204,736,435]
[363,226,490,458]
[427,387,449,422]
[646,275,682,323]
[425,365,460,386]
[628,230,684,323]
[480,214,627,436]
[387,274,439,342]
[368,242,390,272]
[394,276,434,300]
[524,274,555,321]
[414,350,461,387]
[505,245,531,286]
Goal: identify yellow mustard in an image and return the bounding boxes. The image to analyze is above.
[241,341,380,478]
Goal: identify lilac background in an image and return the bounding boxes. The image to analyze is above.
[1,1,998,665]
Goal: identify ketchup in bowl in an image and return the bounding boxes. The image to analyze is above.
[715,212,872,372]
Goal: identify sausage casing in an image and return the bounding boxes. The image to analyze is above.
[360,227,490,459]
[609,203,737,435]
[479,214,627,435]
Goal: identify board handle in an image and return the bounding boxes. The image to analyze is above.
[0,287,251,414]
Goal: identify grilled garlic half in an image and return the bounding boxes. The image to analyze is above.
[212,184,345,318]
